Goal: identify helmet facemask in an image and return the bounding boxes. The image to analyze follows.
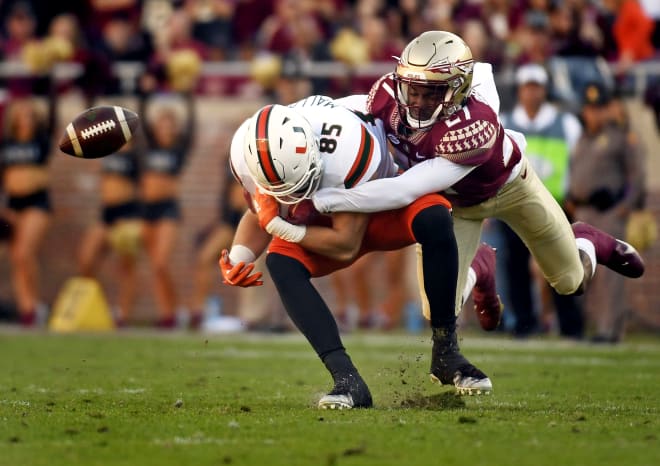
[394,74,469,129]
[259,151,324,205]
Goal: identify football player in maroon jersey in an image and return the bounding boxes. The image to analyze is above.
[311,31,645,391]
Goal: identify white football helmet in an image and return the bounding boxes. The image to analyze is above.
[243,104,323,204]
[394,31,475,129]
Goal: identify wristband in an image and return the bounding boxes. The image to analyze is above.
[229,244,257,264]
[265,216,307,243]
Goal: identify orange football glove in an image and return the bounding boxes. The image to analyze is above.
[219,249,263,287]
[252,188,280,230]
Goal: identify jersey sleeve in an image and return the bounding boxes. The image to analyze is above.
[333,94,368,112]
[312,155,474,213]
[471,62,500,114]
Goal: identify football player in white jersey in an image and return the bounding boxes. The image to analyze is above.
[221,96,493,409]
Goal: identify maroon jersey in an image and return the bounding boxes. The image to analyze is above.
[367,74,522,207]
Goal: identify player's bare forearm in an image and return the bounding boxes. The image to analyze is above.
[231,210,271,259]
[297,212,369,262]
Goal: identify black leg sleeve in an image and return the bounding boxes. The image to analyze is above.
[266,253,357,377]
[411,205,458,329]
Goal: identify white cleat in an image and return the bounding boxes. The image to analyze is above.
[318,393,354,410]
[430,373,493,396]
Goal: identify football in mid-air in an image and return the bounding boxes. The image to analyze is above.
[59,106,140,159]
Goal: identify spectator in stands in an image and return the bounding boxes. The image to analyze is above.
[514,9,554,65]
[0,2,46,96]
[341,14,405,94]
[639,0,660,49]
[460,19,506,71]
[600,0,656,89]
[230,0,274,59]
[141,9,207,94]
[139,90,196,328]
[0,82,57,327]
[257,0,316,55]
[185,0,235,60]
[0,1,37,60]
[86,0,142,35]
[566,82,643,342]
[46,13,103,101]
[77,139,142,327]
[499,63,585,338]
[549,0,603,58]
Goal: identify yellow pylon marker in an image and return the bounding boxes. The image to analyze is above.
[49,277,116,332]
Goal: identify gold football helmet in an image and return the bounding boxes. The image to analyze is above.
[394,31,475,128]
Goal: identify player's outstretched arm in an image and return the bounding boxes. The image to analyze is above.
[312,156,475,214]
[220,210,271,287]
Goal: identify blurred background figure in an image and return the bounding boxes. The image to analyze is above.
[0,80,57,327]
[139,90,196,328]
[190,171,244,330]
[77,139,142,327]
[600,0,656,91]
[330,248,411,331]
[566,82,644,343]
[142,8,207,94]
[498,63,585,339]
[185,0,236,60]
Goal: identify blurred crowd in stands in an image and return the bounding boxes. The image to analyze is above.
[0,0,658,339]
[0,0,657,102]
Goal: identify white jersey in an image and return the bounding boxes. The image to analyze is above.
[230,96,397,205]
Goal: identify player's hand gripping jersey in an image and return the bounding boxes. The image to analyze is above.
[312,63,528,212]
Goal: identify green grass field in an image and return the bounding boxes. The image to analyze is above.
[1,329,658,466]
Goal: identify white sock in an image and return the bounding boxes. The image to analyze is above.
[462,267,477,306]
[575,238,597,276]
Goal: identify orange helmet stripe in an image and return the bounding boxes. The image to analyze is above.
[255,105,281,184]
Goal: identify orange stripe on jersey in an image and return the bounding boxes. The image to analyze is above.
[255,105,281,184]
[344,125,374,188]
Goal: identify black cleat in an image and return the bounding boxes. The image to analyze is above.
[430,326,492,395]
[318,373,373,410]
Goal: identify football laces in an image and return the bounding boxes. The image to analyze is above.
[80,120,117,140]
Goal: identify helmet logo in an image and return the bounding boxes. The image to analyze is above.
[293,126,307,154]
[427,59,474,74]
